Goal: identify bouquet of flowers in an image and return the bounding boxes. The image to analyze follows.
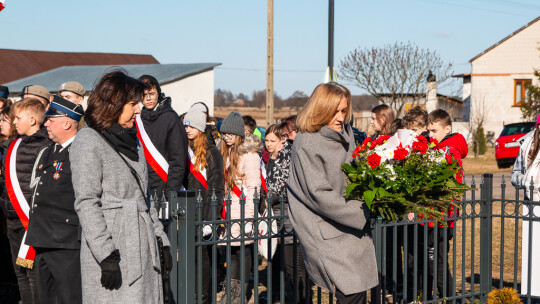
[342,129,470,222]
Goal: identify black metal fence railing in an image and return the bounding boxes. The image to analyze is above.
[156,173,540,304]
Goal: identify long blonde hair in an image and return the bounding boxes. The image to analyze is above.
[220,135,244,190]
[189,131,208,172]
[296,82,352,133]
[220,134,262,190]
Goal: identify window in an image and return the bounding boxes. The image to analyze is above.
[514,79,532,106]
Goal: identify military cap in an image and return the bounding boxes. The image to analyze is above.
[0,85,9,98]
[59,81,85,96]
[45,95,84,121]
[21,85,50,100]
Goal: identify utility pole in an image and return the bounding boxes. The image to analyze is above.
[324,0,336,83]
[266,0,274,128]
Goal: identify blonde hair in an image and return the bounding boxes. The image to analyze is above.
[13,98,46,125]
[296,82,352,133]
[220,134,262,190]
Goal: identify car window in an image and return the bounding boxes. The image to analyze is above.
[500,123,535,136]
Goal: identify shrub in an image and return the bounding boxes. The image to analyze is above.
[487,287,522,304]
[473,126,487,155]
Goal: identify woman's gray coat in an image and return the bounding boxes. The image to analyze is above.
[70,127,170,304]
[287,125,378,295]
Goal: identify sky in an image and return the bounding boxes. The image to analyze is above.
[1,0,539,98]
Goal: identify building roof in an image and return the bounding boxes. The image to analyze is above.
[0,49,159,84]
[3,63,222,94]
[469,16,540,63]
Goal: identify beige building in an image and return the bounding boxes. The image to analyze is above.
[455,16,540,138]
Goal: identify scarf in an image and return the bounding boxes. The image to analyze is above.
[99,124,139,161]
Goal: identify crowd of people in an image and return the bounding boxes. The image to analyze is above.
[0,72,472,304]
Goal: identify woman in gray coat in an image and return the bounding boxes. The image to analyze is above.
[70,71,172,303]
[287,82,378,303]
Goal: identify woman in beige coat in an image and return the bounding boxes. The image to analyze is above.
[218,112,261,304]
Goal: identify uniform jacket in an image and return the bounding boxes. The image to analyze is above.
[185,139,224,221]
[140,99,188,192]
[287,125,378,295]
[70,127,170,304]
[0,137,14,219]
[221,135,261,246]
[26,143,80,249]
[1,128,52,222]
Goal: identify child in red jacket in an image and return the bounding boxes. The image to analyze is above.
[416,109,467,301]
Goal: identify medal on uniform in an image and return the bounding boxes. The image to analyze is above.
[53,162,63,180]
[52,161,58,167]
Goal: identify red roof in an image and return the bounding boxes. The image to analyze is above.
[0,49,159,84]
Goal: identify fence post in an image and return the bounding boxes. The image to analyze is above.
[480,173,493,302]
[176,190,195,304]
[371,217,382,304]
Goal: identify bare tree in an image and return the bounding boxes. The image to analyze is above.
[339,41,454,115]
[467,93,491,156]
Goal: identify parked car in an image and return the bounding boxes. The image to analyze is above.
[495,122,536,168]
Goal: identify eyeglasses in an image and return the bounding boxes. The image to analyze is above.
[145,92,158,98]
[282,129,298,137]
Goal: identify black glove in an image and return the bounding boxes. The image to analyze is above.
[163,246,173,272]
[100,250,121,290]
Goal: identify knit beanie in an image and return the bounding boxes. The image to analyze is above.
[220,112,245,138]
[184,108,207,132]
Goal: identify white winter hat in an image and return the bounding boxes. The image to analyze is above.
[183,108,206,132]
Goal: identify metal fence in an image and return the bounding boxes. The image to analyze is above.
[156,173,540,304]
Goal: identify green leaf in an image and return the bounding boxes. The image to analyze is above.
[378,187,395,198]
[364,189,376,207]
[342,163,355,174]
[346,183,359,197]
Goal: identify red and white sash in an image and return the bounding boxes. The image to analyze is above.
[188,148,207,189]
[5,138,35,269]
[260,159,268,194]
[135,115,169,182]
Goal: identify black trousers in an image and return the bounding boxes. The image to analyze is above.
[34,248,82,304]
[230,245,252,282]
[335,288,366,304]
[270,243,312,303]
[6,219,39,304]
[414,225,453,301]
[195,245,211,300]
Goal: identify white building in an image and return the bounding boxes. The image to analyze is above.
[3,63,221,116]
[455,16,540,138]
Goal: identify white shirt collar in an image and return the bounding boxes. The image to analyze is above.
[58,135,76,152]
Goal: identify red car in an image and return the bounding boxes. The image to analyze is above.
[495,122,536,168]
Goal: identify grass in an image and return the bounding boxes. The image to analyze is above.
[462,147,512,176]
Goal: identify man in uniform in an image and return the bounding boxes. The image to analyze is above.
[20,85,51,108]
[58,81,85,105]
[25,95,84,304]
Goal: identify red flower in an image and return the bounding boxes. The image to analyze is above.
[412,141,428,154]
[361,137,371,146]
[430,138,439,146]
[416,134,428,144]
[378,135,391,142]
[394,147,408,161]
[352,146,362,158]
[367,153,382,168]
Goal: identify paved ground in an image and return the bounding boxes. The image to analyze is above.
[465,173,524,201]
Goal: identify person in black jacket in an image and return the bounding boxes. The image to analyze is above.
[138,75,188,194]
[183,108,224,304]
[4,98,52,304]
[25,95,84,304]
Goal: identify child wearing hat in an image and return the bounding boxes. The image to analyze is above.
[183,108,224,303]
[218,112,262,304]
